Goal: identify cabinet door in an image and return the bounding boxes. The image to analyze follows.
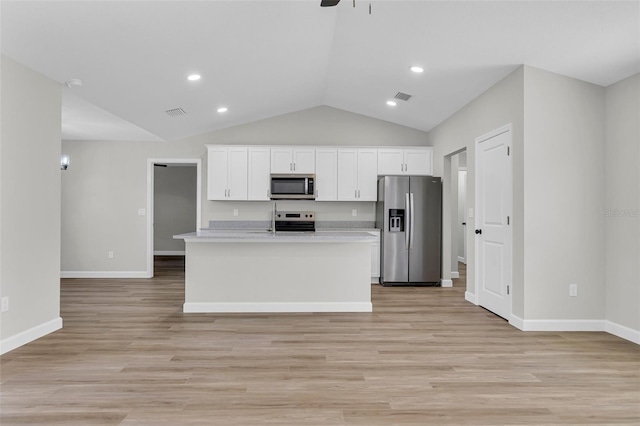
[207,147,229,200]
[404,148,432,175]
[337,149,358,201]
[271,148,293,173]
[377,149,404,175]
[248,147,270,201]
[226,147,248,200]
[292,148,315,174]
[315,148,337,201]
[357,149,378,201]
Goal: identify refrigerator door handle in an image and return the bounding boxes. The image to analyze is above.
[405,192,411,249]
[409,192,415,249]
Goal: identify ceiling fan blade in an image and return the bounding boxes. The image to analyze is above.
[320,0,340,7]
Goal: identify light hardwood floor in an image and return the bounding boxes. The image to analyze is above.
[1,258,638,425]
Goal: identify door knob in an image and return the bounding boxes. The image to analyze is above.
[475,229,482,235]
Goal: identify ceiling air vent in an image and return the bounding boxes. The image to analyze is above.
[394,92,412,102]
[166,107,187,117]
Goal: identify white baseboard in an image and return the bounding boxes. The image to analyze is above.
[440,279,453,288]
[508,315,639,345]
[451,271,459,279]
[0,317,63,355]
[61,271,148,279]
[605,320,640,345]
[183,302,373,313]
[153,251,185,256]
[465,291,477,304]
[457,256,466,264]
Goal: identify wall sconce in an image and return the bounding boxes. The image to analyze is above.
[60,154,70,171]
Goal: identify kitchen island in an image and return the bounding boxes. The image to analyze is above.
[173,230,376,313]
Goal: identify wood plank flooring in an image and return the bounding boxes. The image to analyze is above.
[1,258,639,425]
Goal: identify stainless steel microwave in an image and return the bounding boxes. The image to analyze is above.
[270,174,315,200]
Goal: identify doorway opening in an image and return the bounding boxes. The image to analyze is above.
[146,158,202,278]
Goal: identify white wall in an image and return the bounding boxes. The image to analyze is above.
[0,55,62,353]
[523,66,605,321]
[427,66,525,315]
[61,106,428,274]
[604,73,640,334]
[154,165,197,253]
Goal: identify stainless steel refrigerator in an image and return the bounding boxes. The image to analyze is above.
[376,176,442,286]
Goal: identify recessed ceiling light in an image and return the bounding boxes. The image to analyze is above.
[410,66,424,73]
[187,74,201,81]
[386,100,397,107]
[217,107,228,113]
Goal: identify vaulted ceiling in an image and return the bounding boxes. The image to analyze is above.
[2,1,638,142]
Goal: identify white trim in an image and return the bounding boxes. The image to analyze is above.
[605,321,640,345]
[183,302,373,313]
[508,316,638,345]
[457,256,466,264]
[440,279,453,288]
[509,314,525,330]
[465,291,477,304]
[153,251,185,256]
[147,158,201,279]
[451,271,459,279]
[61,271,148,279]
[0,317,62,355]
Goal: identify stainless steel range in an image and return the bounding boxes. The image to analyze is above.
[274,211,315,232]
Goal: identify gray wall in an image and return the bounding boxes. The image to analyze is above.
[154,165,197,253]
[428,66,525,315]
[604,73,640,332]
[0,55,62,348]
[61,106,428,273]
[523,66,606,321]
[428,65,638,333]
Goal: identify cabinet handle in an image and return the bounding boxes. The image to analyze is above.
[355,189,357,198]
[293,162,296,171]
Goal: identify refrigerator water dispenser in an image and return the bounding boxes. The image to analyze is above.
[389,209,405,232]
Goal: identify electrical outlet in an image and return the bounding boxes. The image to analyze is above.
[233,209,239,217]
[569,284,578,297]
[1,297,9,313]
[468,208,474,219]
[352,209,358,217]
[108,251,114,259]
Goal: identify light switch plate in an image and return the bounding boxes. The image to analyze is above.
[233,209,239,217]
[468,208,474,219]
[138,208,146,216]
[1,297,8,313]
[352,209,358,217]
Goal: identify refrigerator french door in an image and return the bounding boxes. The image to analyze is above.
[376,176,442,286]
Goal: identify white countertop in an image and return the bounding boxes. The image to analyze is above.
[174,230,377,243]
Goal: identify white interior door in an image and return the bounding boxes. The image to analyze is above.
[475,125,512,320]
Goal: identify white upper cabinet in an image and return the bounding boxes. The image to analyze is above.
[247,147,271,201]
[315,148,338,201]
[337,148,378,201]
[207,146,248,201]
[377,147,432,176]
[271,147,315,174]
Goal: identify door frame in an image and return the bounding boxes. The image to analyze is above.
[474,123,513,319]
[146,158,202,278]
